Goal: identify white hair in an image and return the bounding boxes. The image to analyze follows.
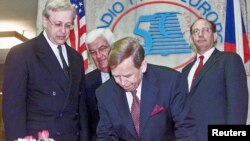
[43,0,76,19]
[85,28,115,48]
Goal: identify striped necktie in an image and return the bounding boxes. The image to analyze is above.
[58,45,69,78]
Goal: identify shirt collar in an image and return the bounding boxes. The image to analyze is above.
[43,31,58,48]
[197,47,215,63]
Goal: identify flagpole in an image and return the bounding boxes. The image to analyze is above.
[233,0,244,60]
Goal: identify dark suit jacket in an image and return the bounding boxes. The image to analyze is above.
[181,49,249,141]
[85,69,103,140]
[96,64,196,141]
[3,33,89,141]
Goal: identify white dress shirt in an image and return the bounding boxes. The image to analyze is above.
[43,31,69,68]
[187,47,215,91]
[125,80,142,112]
[101,72,110,83]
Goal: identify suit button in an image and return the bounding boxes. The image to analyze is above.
[60,113,63,117]
[56,132,61,136]
[76,132,80,135]
[52,91,56,96]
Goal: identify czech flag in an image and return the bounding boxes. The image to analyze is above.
[224,0,250,63]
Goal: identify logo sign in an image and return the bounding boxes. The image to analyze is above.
[97,0,223,70]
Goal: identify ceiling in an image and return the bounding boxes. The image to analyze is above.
[0,0,38,63]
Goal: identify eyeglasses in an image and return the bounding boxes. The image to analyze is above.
[89,45,109,56]
[191,27,211,36]
[47,18,74,30]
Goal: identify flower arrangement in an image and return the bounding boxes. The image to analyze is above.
[15,130,55,141]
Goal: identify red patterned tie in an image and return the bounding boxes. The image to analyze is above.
[131,90,140,136]
[192,55,204,86]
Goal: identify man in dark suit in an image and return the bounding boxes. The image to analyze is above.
[2,0,88,141]
[85,28,115,140]
[181,18,249,141]
[96,37,196,141]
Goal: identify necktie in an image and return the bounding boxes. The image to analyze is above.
[131,90,140,137]
[58,45,69,78]
[192,55,204,85]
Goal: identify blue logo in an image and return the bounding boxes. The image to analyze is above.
[134,12,191,55]
[96,0,222,69]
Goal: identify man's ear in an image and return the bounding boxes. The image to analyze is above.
[140,59,147,73]
[213,32,218,42]
[189,35,194,44]
[42,16,48,28]
[189,36,197,52]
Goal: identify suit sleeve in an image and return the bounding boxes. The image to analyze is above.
[225,54,248,123]
[79,57,90,141]
[170,73,197,141]
[96,89,119,141]
[79,88,90,141]
[3,47,28,141]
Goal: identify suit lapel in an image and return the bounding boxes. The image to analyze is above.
[113,85,138,138]
[182,61,194,94]
[35,33,69,92]
[96,70,103,85]
[60,45,76,111]
[190,49,221,91]
[140,68,159,136]
[66,44,75,84]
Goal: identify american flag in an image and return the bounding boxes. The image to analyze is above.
[69,0,88,70]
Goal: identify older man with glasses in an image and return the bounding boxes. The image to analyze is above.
[2,0,89,141]
[85,28,115,141]
[181,18,248,141]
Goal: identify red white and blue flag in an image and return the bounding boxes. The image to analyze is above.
[69,0,88,70]
[224,0,250,63]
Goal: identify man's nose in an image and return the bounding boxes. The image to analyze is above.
[96,50,102,58]
[198,30,205,36]
[60,26,67,34]
[120,77,127,86]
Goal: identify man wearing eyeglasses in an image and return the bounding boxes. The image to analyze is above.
[181,18,248,141]
[85,28,115,141]
[3,0,89,141]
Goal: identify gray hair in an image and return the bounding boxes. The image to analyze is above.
[42,0,76,20]
[86,28,115,48]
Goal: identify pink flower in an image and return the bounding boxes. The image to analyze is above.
[16,130,54,141]
[24,135,36,141]
[38,130,49,139]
